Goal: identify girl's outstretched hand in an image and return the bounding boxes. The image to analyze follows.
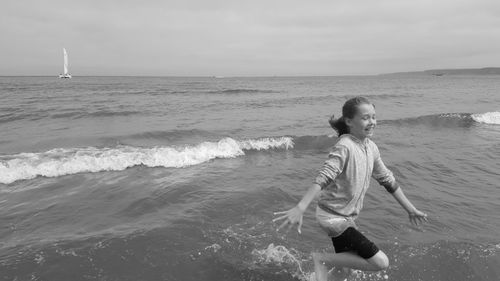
[409,209,428,226]
[273,206,304,234]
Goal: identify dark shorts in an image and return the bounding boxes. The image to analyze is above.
[331,227,379,259]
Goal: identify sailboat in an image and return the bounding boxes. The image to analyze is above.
[58,48,72,78]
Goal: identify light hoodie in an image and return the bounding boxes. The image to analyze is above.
[314,134,398,236]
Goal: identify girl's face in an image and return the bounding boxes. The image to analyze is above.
[345,103,376,140]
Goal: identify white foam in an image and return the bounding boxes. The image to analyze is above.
[239,137,294,150]
[471,111,500,125]
[252,243,307,280]
[0,137,294,184]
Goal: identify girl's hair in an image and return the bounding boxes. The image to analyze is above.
[329,96,372,136]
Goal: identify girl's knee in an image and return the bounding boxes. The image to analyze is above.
[367,251,389,270]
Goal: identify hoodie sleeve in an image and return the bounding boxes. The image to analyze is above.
[314,145,349,189]
[371,144,399,193]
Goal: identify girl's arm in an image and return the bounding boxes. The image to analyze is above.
[274,145,347,234]
[391,187,428,225]
[273,183,322,234]
[297,183,322,212]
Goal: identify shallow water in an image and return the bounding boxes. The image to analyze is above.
[0,76,499,280]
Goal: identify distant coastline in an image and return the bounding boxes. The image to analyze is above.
[2,67,500,77]
[380,67,500,76]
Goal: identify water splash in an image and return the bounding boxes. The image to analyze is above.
[252,243,309,280]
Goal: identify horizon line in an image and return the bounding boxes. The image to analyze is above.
[1,67,499,78]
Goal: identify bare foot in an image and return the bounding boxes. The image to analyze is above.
[329,267,353,281]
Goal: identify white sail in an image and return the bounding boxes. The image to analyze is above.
[63,48,68,75]
[59,48,72,78]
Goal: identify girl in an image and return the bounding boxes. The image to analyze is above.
[273,96,427,281]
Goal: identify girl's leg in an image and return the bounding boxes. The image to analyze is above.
[312,253,329,281]
[315,250,388,271]
[313,254,352,281]
[312,250,389,281]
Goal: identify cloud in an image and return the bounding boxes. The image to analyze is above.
[1,0,500,75]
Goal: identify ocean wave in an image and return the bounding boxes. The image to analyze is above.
[0,137,293,184]
[51,110,143,119]
[291,135,337,151]
[383,111,500,127]
[471,111,500,125]
[257,93,416,108]
[0,109,144,123]
[205,88,279,95]
[0,111,45,124]
[125,129,216,141]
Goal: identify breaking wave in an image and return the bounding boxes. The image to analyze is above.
[383,111,500,127]
[2,109,498,185]
[471,111,500,125]
[0,137,293,184]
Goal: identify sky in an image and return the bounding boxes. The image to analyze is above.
[1,0,500,76]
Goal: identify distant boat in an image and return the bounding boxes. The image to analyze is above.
[58,48,72,78]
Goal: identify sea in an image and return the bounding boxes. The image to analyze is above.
[0,75,499,281]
